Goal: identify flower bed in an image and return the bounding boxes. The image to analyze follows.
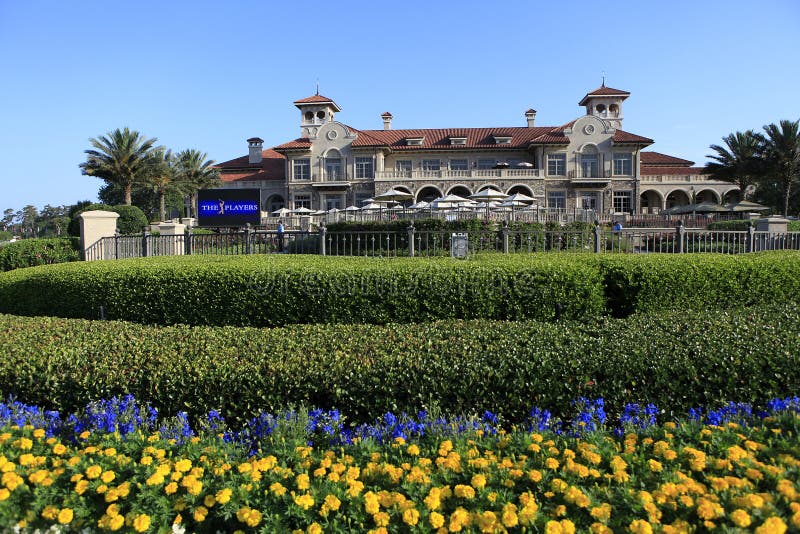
[1,396,799,532]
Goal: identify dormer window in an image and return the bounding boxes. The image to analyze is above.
[450,137,467,146]
[406,136,424,146]
[493,135,513,145]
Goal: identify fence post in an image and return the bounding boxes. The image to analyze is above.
[141,227,150,257]
[502,221,510,254]
[593,220,602,253]
[244,224,252,254]
[676,221,685,254]
[746,224,755,253]
[184,225,193,255]
[408,222,415,257]
[320,224,327,256]
[114,229,120,260]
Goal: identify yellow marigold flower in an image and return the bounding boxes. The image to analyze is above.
[696,497,723,520]
[51,443,67,455]
[454,484,475,499]
[216,487,233,503]
[591,503,612,521]
[449,507,471,531]
[164,482,177,495]
[85,465,102,479]
[591,523,613,534]
[101,470,116,483]
[730,509,752,528]
[472,472,488,489]
[33,428,45,439]
[475,510,498,531]
[402,507,419,526]
[132,513,150,533]
[502,503,518,528]
[544,520,562,534]
[755,516,787,534]
[41,505,59,520]
[545,457,559,470]
[57,508,73,524]
[294,493,315,510]
[270,482,287,496]
[194,506,208,522]
[429,511,445,529]
[174,459,192,472]
[96,484,108,494]
[373,511,390,527]
[308,523,323,534]
[296,473,310,490]
[628,519,653,534]
[28,469,49,484]
[0,488,10,501]
[648,459,663,472]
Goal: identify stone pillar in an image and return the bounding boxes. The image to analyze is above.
[755,216,789,251]
[79,210,120,261]
[158,222,186,256]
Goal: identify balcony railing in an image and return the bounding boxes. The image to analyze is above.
[375,169,543,180]
[568,169,613,179]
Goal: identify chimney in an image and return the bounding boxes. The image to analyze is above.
[247,137,263,164]
[525,109,537,128]
[381,112,393,130]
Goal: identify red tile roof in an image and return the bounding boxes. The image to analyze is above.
[640,166,704,176]
[216,149,285,182]
[640,151,694,166]
[293,94,341,111]
[274,138,312,150]
[612,130,654,144]
[579,85,630,105]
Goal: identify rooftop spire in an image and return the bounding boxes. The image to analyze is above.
[315,78,319,96]
[601,70,605,87]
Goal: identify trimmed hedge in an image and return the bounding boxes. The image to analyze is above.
[708,219,800,231]
[1,252,799,324]
[0,238,80,272]
[591,252,800,317]
[0,305,798,426]
[0,255,605,325]
[67,203,149,236]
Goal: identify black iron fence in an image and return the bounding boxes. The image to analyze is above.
[84,224,800,261]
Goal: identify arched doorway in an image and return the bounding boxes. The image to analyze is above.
[447,185,472,197]
[723,189,742,203]
[506,184,534,196]
[666,190,691,209]
[639,190,664,213]
[696,189,721,204]
[416,186,443,203]
[265,194,285,213]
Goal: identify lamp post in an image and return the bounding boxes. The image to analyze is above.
[689,186,696,225]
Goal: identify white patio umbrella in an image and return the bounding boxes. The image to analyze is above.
[271,207,291,217]
[361,203,382,211]
[469,188,506,202]
[290,207,314,214]
[344,205,361,212]
[499,200,528,208]
[374,188,413,202]
[408,201,429,210]
[430,194,470,209]
[503,192,535,204]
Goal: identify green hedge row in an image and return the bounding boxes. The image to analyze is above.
[707,219,800,231]
[0,238,80,272]
[326,218,593,233]
[0,255,605,325]
[1,305,798,426]
[1,252,798,325]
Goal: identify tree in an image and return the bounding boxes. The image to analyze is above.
[143,148,188,222]
[79,127,158,205]
[704,130,765,200]
[2,209,15,231]
[761,119,800,216]
[175,149,220,218]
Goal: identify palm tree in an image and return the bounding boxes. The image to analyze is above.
[175,149,220,218]
[704,130,764,200]
[144,148,187,222]
[80,128,158,205]
[762,119,800,216]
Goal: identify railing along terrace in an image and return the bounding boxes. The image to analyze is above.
[86,223,799,260]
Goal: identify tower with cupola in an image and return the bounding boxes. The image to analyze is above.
[578,83,630,129]
[294,94,342,139]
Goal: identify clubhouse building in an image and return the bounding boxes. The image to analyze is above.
[215,85,740,216]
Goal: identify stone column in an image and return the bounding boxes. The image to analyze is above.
[158,222,186,256]
[79,210,120,261]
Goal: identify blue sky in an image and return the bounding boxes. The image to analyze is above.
[1,0,798,213]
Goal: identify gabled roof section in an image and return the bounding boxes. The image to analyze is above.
[215,149,286,182]
[579,85,630,106]
[274,138,313,150]
[293,94,341,112]
[612,130,653,144]
[640,151,694,166]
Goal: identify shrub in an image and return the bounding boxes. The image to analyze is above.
[707,219,752,231]
[67,203,148,236]
[591,252,800,317]
[0,304,797,426]
[0,255,606,325]
[0,238,80,272]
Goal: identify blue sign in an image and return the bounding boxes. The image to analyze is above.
[197,189,261,227]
